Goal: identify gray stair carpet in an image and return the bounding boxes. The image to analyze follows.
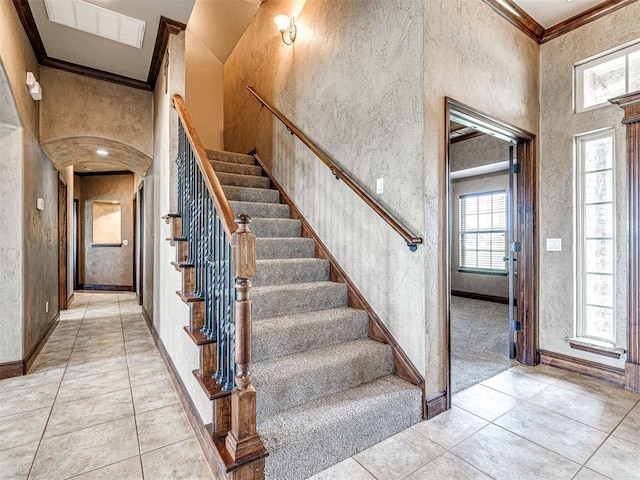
[209,149,422,480]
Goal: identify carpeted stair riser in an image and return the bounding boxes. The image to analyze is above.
[252,308,369,362]
[217,171,271,189]
[222,185,280,204]
[206,149,256,165]
[256,238,316,259]
[211,160,264,177]
[253,258,330,287]
[251,281,347,320]
[259,376,422,480]
[250,218,301,238]
[252,339,394,418]
[229,201,290,219]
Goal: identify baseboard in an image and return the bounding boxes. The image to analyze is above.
[141,305,152,324]
[79,284,135,292]
[67,292,75,306]
[252,152,426,414]
[626,362,640,392]
[451,290,510,305]
[25,313,60,373]
[0,360,25,379]
[539,349,626,386]
[425,391,448,420]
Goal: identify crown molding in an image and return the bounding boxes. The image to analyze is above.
[11,0,185,91]
[482,0,638,44]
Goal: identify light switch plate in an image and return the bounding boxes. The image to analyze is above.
[36,198,44,210]
[376,178,384,194]
[546,238,562,251]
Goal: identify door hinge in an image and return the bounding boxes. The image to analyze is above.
[511,163,521,174]
[511,241,521,253]
[510,320,522,331]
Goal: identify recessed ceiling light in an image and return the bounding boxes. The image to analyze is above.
[96,149,108,156]
[44,0,146,49]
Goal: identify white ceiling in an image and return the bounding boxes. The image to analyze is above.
[27,0,262,83]
[512,0,605,28]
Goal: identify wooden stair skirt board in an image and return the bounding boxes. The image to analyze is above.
[164,149,425,480]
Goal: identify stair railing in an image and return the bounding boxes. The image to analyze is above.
[246,86,423,251]
[173,94,264,464]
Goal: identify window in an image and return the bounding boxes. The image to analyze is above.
[575,41,640,113]
[459,190,506,274]
[576,130,616,343]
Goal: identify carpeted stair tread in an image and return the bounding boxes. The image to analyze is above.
[252,281,347,320]
[253,339,393,418]
[256,238,315,259]
[254,258,330,286]
[211,160,263,176]
[252,307,369,362]
[229,201,290,220]
[206,149,255,165]
[250,218,301,238]
[217,171,271,189]
[258,375,422,480]
[222,185,280,204]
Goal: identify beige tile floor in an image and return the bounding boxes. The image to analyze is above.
[312,363,640,480]
[3,293,640,480]
[0,292,214,480]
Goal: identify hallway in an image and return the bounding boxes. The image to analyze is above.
[2,294,640,479]
[0,293,213,480]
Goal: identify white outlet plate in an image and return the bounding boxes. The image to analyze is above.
[122,239,128,246]
[376,178,384,194]
[45,301,49,313]
[546,238,562,251]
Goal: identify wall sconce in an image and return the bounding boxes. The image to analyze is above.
[26,71,42,101]
[274,15,296,45]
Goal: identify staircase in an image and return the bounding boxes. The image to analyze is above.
[205,149,423,479]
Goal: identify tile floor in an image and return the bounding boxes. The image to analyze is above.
[312,363,640,480]
[0,292,213,480]
[3,293,640,480]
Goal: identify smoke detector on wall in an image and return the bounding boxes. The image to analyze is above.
[44,0,146,49]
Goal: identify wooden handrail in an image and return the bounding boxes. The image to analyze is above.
[246,86,423,250]
[172,94,238,237]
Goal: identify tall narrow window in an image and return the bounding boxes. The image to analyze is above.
[459,190,506,274]
[576,130,616,343]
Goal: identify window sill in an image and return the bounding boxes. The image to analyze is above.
[567,338,625,359]
[90,243,123,247]
[457,268,508,277]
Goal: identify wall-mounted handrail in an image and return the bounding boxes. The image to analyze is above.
[173,94,238,237]
[246,86,423,251]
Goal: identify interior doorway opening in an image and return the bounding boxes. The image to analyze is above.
[445,98,538,404]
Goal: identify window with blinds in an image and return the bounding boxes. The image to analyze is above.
[459,190,507,274]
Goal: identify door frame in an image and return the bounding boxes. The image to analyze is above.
[444,98,538,409]
[136,182,144,306]
[73,199,79,290]
[58,174,68,310]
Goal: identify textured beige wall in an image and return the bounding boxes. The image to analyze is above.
[226,0,428,378]
[39,68,153,174]
[150,31,213,422]
[0,127,23,363]
[422,0,539,393]
[225,0,539,395]
[1,1,59,362]
[185,28,225,150]
[538,4,639,367]
[79,174,134,287]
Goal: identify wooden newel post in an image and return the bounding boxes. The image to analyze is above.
[226,214,266,464]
